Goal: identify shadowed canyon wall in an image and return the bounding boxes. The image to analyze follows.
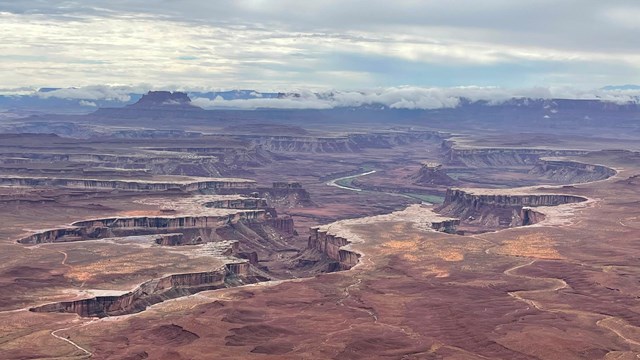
[30,263,252,317]
[0,176,255,192]
[308,228,361,271]
[437,189,586,228]
[529,160,616,183]
[17,211,267,244]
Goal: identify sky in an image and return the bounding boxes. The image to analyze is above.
[1,1,639,94]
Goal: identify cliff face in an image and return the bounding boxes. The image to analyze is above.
[442,143,589,167]
[243,135,355,153]
[430,218,461,233]
[0,176,255,192]
[218,183,313,207]
[93,91,203,119]
[233,130,444,153]
[412,163,457,186]
[204,198,268,209]
[436,189,586,228]
[267,217,295,234]
[30,263,251,317]
[18,211,267,244]
[308,228,360,271]
[131,91,193,109]
[72,212,266,230]
[529,160,616,183]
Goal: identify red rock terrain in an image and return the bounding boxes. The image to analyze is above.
[0,102,639,359]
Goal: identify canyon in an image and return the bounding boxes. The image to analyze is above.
[1,92,639,360]
[436,188,587,230]
[30,262,251,318]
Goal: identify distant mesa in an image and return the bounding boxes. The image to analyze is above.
[92,91,205,119]
[128,91,197,109]
[412,162,458,186]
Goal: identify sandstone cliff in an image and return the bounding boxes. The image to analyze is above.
[230,130,445,153]
[436,189,586,228]
[529,159,616,183]
[204,198,268,209]
[217,183,313,207]
[0,176,255,192]
[308,228,360,271]
[411,163,458,186]
[30,262,253,317]
[17,211,267,244]
[442,142,589,167]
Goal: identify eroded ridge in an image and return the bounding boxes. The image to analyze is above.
[308,204,461,271]
[442,143,589,167]
[30,257,257,317]
[436,188,588,231]
[530,158,616,183]
[0,176,255,191]
[17,211,267,245]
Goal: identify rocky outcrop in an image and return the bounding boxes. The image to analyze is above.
[72,212,266,230]
[529,159,616,183]
[232,130,444,153]
[239,135,355,153]
[436,189,586,228]
[130,91,193,109]
[17,226,112,244]
[411,163,458,186]
[218,183,313,207]
[267,217,296,234]
[204,198,268,209]
[308,228,360,271]
[30,263,253,317]
[92,91,207,120]
[154,233,188,246]
[430,218,461,233]
[349,131,443,148]
[442,143,589,167]
[520,208,546,226]
[0,176,255,192]
[17,211,267,244]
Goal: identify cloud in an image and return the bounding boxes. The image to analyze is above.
[0,1,639,89]
[35,85,149,101]
[78,100,97,107]
[191,95,334,110]
[192,86,640,110]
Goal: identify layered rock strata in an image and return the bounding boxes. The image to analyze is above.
[0,176,255,192]
[230,130,445,153]
[267,217,296,234]
[430,218,461,233]
[217,183,313,207]
[17,211,267,244]
[529,159,616,183]
[308,228,361,271]
[30,262,252,317]
[412,162,458,186]
[204,198,268,209]
[437,188,587,228]
[442,142,589,167]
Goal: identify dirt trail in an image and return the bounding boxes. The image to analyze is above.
[50,321,95,359]
[504,259,640,350]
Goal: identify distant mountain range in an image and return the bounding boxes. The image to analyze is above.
[0,88,281,115]
[1,86,639,115]
[601,85,640,91]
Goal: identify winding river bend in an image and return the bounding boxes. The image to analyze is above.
[325,170,376,191]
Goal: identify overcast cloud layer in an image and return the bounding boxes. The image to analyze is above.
[1,1,639,91]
